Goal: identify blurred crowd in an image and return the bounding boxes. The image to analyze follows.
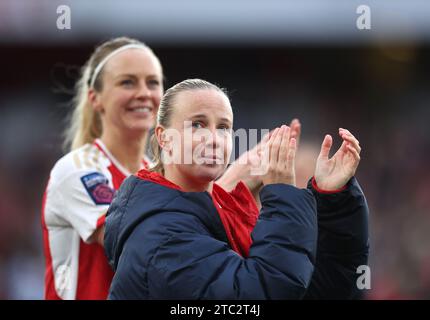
[0,44,429,299]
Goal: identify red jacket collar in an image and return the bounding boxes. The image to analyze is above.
[135,169,259,258]
[136,169,182,191]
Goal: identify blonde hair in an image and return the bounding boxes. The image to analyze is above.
[63,37,160,151]
[150,79,228,174]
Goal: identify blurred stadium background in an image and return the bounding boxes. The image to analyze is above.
[1,0,430,299]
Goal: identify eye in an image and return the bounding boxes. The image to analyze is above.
[120,79,135,87]
[192,121,204,129]
[218,124,231,132]
[148,79,160,88]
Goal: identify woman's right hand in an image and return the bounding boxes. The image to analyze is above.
[261,125,297,186]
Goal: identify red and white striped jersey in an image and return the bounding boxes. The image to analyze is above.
[42,139,149,300]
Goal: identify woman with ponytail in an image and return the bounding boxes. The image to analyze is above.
[41,37,163,300]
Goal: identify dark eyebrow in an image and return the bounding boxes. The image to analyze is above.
[189,114,232,125]
[114,73,159,80]
[114,74,137,80]
[220,118,233,124]
[189,114,208,120]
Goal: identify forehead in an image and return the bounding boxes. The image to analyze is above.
[102,48,162,78]
[175,89,233,120]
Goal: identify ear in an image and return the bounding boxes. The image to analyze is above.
[155,125,170,151]
[88,88,104,113]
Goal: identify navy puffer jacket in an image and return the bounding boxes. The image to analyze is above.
[105,176,318,299]
[104,175,369,299]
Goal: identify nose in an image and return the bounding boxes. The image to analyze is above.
[204,127,223,150]
[136,83,151,100]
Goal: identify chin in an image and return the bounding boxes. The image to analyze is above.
[193,164,225,182]
[126,120,154,133]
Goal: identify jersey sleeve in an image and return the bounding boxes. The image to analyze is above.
[53,170,115,243]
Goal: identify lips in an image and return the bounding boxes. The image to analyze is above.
[199,155,225,164]
[202,154,222,159]
[126,106,154,114]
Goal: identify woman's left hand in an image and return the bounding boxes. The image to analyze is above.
[314,128,361,191]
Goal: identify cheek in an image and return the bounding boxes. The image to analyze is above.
[117,91,134,107]
[152,89,163,108]
[224,135,233,154]
[104,90,132,114]
[221,134,233,163]
[188,139,202,163]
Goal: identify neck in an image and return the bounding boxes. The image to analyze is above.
[164,166,213,193]
[100,128,148,174]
